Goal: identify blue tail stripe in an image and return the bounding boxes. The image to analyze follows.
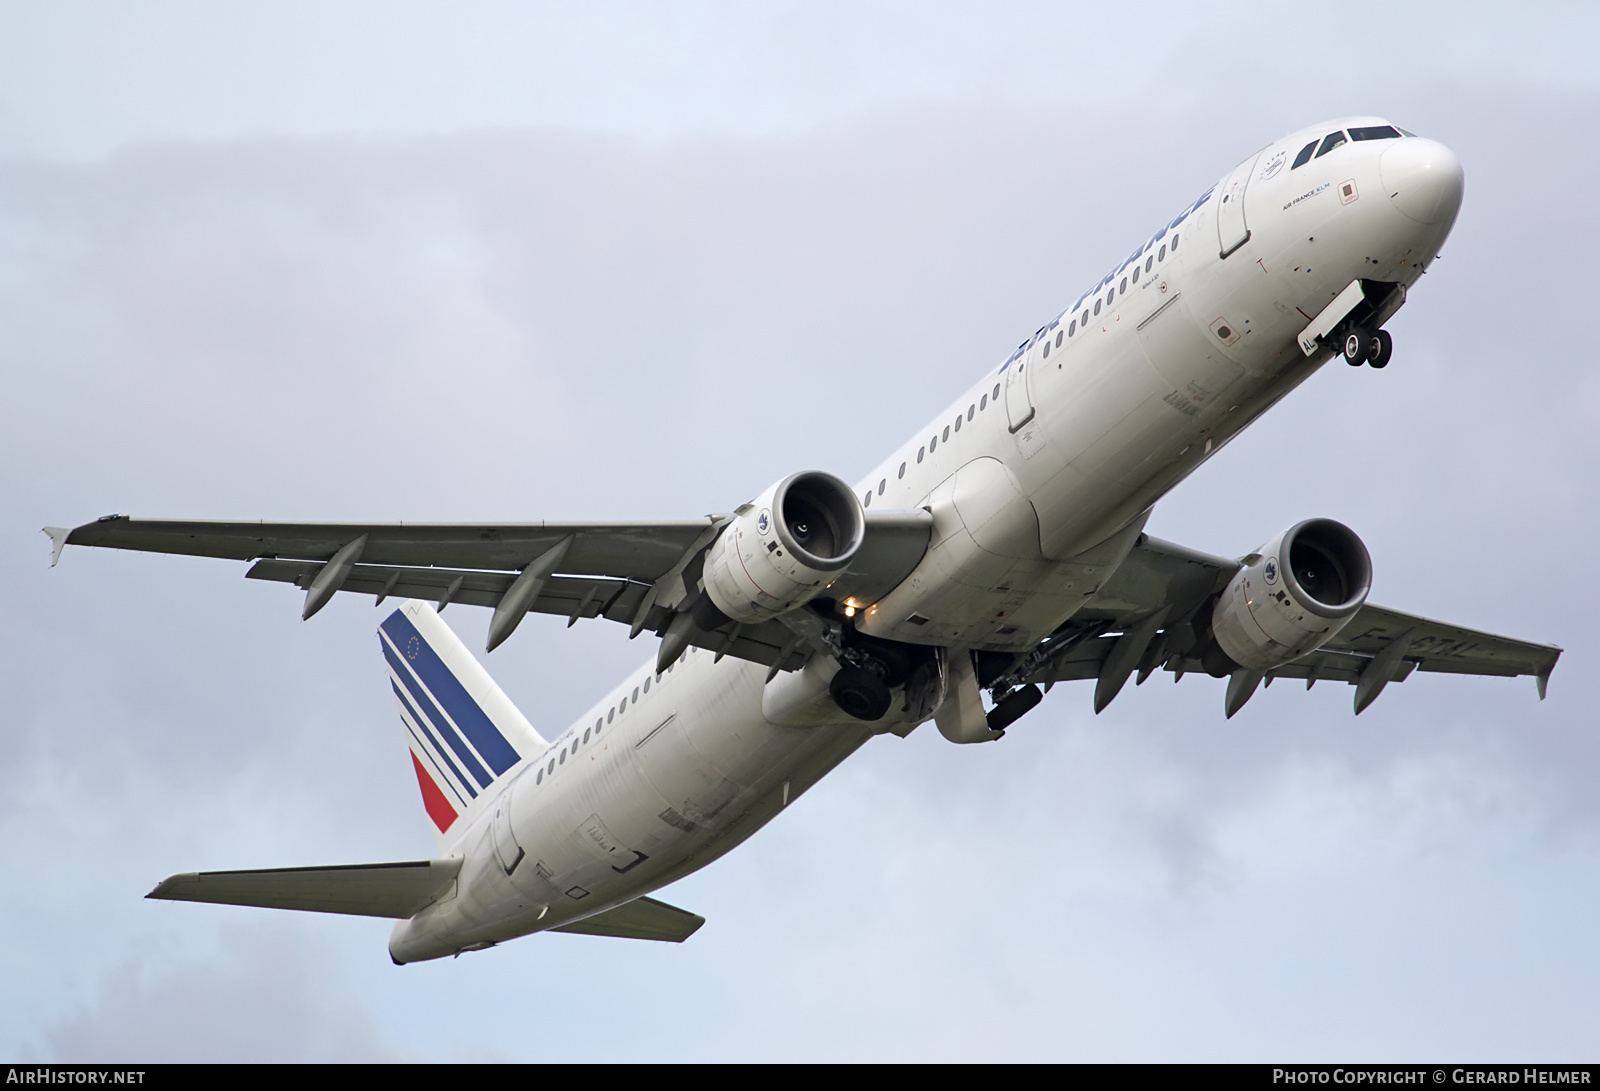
[381,639,493,789]
[392,681,477,802]
[380,611,521,775]
[400,714,471,810]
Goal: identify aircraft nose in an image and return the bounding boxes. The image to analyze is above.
[1380,137,1464,226]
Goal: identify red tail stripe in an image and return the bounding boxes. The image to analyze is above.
[411,751,459,833]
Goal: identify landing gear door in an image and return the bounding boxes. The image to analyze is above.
[1003,349,1035,433]
[1216,149,1263,259]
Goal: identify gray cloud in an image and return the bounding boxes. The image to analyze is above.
[40,922,404,1062]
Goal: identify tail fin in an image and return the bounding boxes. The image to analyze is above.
[379,600,545,851]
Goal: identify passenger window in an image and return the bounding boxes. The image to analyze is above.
[1159,244,1166,260]
[559,750,566,765]
[863,491,872,508]
[1094,299,1102,315]
[607,708,614,723]
[1171,233,1180,251]
[1120,277,1128,293]
[1105,290,1114,306]
[967,405,975,421]
[1054,330,1063,348]
[1349,125,1400,141]
[548,759,555,774]
[954,415,962,433]
[583,728,590,743]
[1144,256,1153,273]
[877,479,885,495]
[993,383,1001,399]
[1081,310,1089,326]
[1068,319,1076,335]
[980,393,988,409]
[595,717,602,731]
[898,462,906,479]
[1314,131,1347,158]
[917,446,925,463]
[942,426,950,442]
[930,434,938,451]
[643,677,650,693]
[536,769,543,784]
[632,686,639,702]
[1291,139,1317,170]
[1041,342,1049,358]
[1131,266,1139,284]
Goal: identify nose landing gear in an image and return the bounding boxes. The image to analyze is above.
[1342,325,1393,368]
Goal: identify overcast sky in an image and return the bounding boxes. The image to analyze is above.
[4,1,1598,1062]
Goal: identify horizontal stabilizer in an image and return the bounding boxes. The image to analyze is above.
[147,859,462,919]
[549,895,705,943]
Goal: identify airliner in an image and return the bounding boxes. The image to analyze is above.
[48,116,1561,963]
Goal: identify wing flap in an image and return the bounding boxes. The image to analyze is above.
[549,896,705,942]
[147,859,462,919]
[246,560,651,622]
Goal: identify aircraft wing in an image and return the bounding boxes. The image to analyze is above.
[548,895,706,942]
[1025,534,1560,713]
[51,511,933,668]
[61,517,712,577]
[147,859,463,919]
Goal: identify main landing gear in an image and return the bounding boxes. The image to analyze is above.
[1341,325,1393,369]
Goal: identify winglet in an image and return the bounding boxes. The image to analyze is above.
[41,527,69,567]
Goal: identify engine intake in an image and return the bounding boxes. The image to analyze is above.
[1209,518,1372,672]
[703,471,864,624]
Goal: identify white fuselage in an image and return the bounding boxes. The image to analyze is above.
[389,117,1462,963]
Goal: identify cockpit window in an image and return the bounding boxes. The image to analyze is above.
[1349,125,1401,141]
[1314,131,1347,158]
[1291,140,1317,170]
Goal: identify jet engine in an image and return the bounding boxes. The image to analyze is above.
[1208,518,1372,672]
[702,471,865,625]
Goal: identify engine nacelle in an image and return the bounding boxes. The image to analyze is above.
[703,471,864,625]
[1210,518,1372,671]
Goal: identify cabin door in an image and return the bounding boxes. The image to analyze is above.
[1004,346,1036,433]
[1216,150,1263,258]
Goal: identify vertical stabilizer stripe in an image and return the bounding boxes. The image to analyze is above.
[392,682,476,802]
[403,722,468,811]
[410,751,459,833]
[381,640,493,789]
[380,611,522,775]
